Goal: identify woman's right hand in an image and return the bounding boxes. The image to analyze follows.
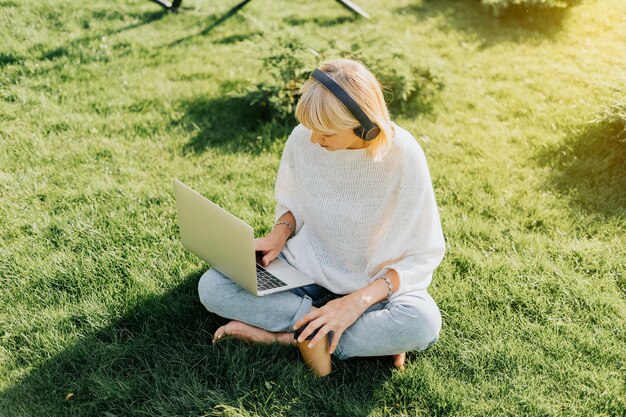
[254,229,290,266]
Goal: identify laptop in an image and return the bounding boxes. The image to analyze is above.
[173,179,315,296]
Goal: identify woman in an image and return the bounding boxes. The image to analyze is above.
[198,58,445,372]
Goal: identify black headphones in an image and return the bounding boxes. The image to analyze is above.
[310,69,381,141]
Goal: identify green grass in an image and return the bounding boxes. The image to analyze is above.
[1,0,625,415]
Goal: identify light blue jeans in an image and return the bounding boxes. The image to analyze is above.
[198,268,442,360]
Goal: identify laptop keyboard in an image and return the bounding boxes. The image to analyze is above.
[256,264,288,291]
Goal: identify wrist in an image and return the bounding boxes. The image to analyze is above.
[353,271,400,308]
[351,286,380,310]
[271,224,291,244]
[274,220,294,238]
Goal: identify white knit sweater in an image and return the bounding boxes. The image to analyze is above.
[275,123,445,300]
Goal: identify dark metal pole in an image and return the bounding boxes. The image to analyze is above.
[335,0,370,19]
[149,0,173,10]
[150,0,369,18]
[171,0,183,11]
[197,0,253,36]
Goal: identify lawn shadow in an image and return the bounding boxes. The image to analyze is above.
[167,0,254,47]
[536,115,626,219]
[37,9,166,62]
[0,52,22,68]
[213,30,263,45]
[1,8,165,68]
[284,14,359,27]
[0,271,397,416]
[395,0,576,47]
[0,271,218,415]
[168,0,361,47]
[174,94,295,155]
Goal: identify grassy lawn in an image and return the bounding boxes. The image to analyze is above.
[1,0,625,415]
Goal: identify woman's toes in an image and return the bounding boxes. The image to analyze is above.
[212,326,227,344]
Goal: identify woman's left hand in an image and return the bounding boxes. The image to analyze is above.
[293,293,368,354]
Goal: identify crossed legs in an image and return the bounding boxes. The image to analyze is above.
[198,269,440,369]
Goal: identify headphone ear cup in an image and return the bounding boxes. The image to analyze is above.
[353,126,381,141]
[353,126,366,140]
[365,126,381,141]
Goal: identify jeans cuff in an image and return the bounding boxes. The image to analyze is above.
[288,295,313,332]
[332,343,348,360]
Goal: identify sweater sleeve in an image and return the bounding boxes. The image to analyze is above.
[274,126,305,233]
[371,141,445,298]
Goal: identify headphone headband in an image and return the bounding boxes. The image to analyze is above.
[310,69,380,141]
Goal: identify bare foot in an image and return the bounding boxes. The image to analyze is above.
[392,352,406,370]
[213,320,295,346]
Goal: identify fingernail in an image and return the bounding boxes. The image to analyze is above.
[307,343,312,348]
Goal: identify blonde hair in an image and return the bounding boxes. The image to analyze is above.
[295,59,394,160]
